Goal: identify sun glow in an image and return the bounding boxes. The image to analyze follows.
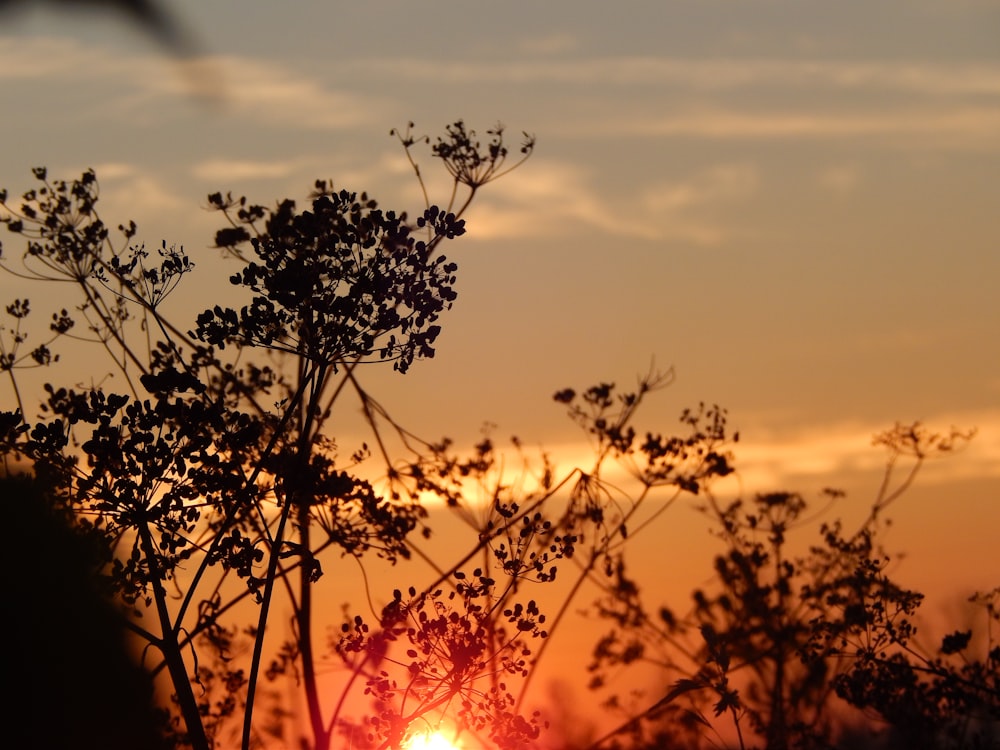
[404,729,461,750]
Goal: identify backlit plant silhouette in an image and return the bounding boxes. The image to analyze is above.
[580,422,1000,750]
[0,121,573,750]
[0,119,731,750]
[2,121,996,750]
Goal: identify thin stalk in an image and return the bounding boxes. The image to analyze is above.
[295,363,331,750]
[241,490,294,750]
[240,360,326,750]
[136,521,210,750]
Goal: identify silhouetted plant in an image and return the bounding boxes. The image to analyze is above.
[581,421,999,750]
[1,122,736,750]
[0,122,558,750]
[0,166,738,747]
[4,122,990,750]
[315,367,736,750]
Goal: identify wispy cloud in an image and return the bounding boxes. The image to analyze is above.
[638,163,759,245]
[196,56,386,130]
[459,160,758,245]
[345,55,1000,149]
[357,56,1000,97]
[0,34,221,101]
[192,158,300,182]
[0,34,126,80]
[541,410,1000,502]
[458,160,645,241]
[642,164,758,212]
[114,53,386,130]
[0,36,385,129]
[6,36,998,147]
[602,109,1000,143]
[728,411,1000,492]
[91,161,187,213]
[72,162,213,247]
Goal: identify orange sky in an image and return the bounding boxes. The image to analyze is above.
[1,1,998,745]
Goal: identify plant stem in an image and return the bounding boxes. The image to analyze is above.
[137,521,210,750]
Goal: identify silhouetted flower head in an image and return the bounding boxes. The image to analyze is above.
[197,187,463,372]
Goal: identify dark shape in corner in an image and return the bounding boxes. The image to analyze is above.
[0,0,224,102]
[1,0,186,52]
[0,475,167,750]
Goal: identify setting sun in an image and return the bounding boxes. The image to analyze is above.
[404,730,461,750]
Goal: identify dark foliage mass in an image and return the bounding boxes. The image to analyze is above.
[0,121,996,750]
[1,475,167,750]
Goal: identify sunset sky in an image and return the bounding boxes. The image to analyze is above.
[1,0,998,734]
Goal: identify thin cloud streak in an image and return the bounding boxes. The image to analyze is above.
[202,56,386,130]
[4,36,996,146]
[90,162,187,213]
[459,160,757,245]
[358,56,1000,97]
[0,36,385,130]
[568,109,1000,146]
[0,32,223,101]
[0,34,125,79]
[13,38,999,100]
[729,412,1000,493]
[458,160,654,241]
[540,410,1000,505]
[192,158,300,181]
